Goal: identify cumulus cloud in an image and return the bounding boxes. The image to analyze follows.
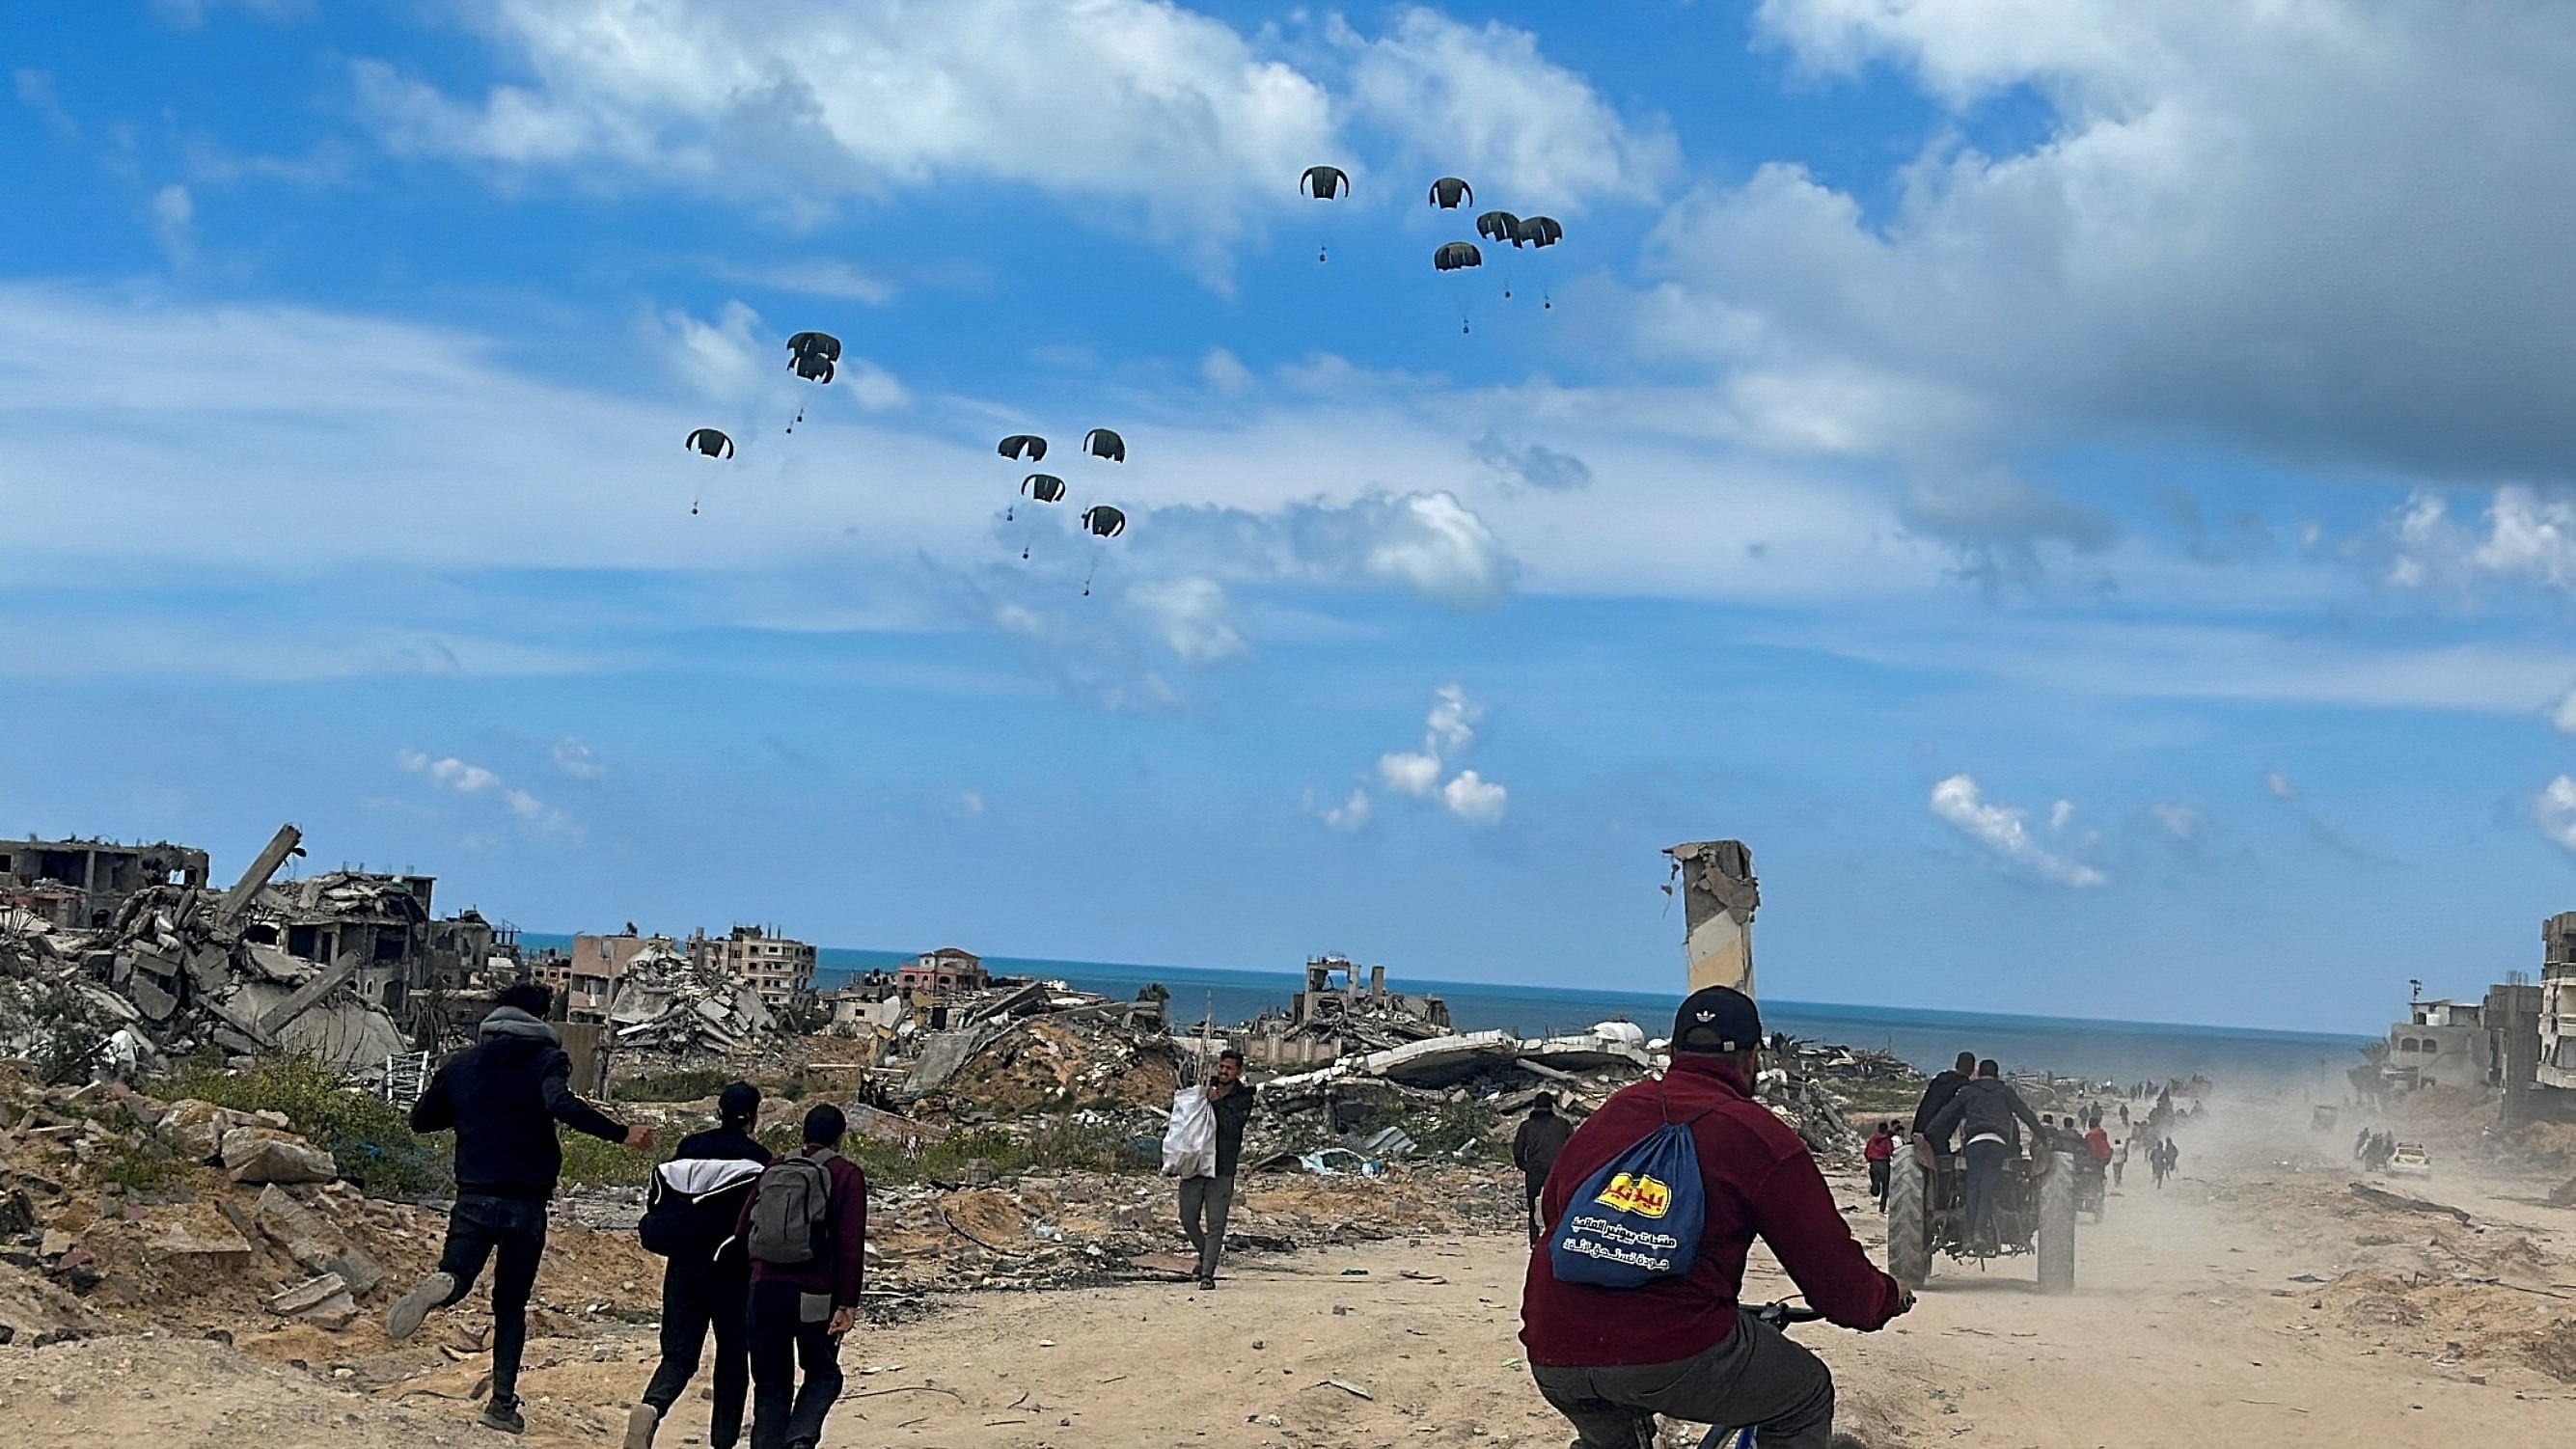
[2384,486,2576,595]
[398,749,582,840]
[2538,777,2576,854]
[1378,751,1442,798]
[1468,430,1594,493]
[1439,769,1508,825]
[2553,688,2576,736]
[1307,785,1373,833]
[1124,577,1247,666]
[1928,774,2105,888]
[1643,1,2576,498]
[550,737,607,779]
[1322,684,1507,831]
[1133,490,1518,608]
[1334,8,1676,208]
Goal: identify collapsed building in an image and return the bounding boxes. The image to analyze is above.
[1,836,210,931]
[1231,955,1453,1070]
[606,939,780,1060]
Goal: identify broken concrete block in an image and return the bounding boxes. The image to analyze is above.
[145,1215,255,1270]
[267,1271,348,1316]
[298,1291,359,1330]
[219,1127,337,1186]
[128,974,178,1023]
[160,1100,260,1161]
[254,1185,336,1268]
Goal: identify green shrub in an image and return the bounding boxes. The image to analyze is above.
[160,1055,448,1198]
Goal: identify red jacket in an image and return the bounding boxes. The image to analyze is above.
[2085,1127,2112,1162]
[1521,1055,1902,1367]
[1863,1133,1895,1162]
[736,1151,868,1310]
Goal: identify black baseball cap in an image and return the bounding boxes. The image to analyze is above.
[1672,985,1762,1054]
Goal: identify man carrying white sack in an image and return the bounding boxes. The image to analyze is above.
[1170,1049,1255,1291]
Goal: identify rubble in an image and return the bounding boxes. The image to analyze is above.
[607,940,779,1060]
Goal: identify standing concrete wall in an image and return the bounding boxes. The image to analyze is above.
[1666,840,1760,998]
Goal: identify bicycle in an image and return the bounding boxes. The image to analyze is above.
[1697,1301,1826,1448]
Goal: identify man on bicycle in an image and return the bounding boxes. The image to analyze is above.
[1522,987,1912,1449]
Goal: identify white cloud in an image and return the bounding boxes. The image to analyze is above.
[1638,0,2576,500]
[2385,486,2576,596]
[14,68,78,140]
[2148,803,2205,842]
[149,184,196,266]
[1201,347,1253,396]
[1439,769,1508,826]
[398,749,582,841]
[2046,799,2076,834]
[715,259,896,305]
[2553,688,2576,736]
[1378,751,1442,798]
[2537,776,2576,854]
[1125,577,1247,666]
[1929,774,2105,888]
[550,737,607,779]
[1309,786,1373,833]
[2264,771,2299,801]
[1424,683,1482,755]
[1335,8,1676,209]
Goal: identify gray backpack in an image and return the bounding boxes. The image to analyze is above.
[745,1151,835,1266]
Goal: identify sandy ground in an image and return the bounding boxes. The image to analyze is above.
[7,1095,2572,1448]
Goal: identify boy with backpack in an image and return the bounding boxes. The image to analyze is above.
[735,1103,867,1449]
[1522,986,1910,1449]
[627,1083,773,1449]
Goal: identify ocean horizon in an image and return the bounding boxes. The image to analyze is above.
[521,935,2372,1089]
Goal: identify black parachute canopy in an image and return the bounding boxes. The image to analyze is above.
[1476,210,1521,243]
[1428,177,1472,209]
[1081,506,1127,538]
[1022,473,1067,503]
[1082,427,1127,462]
[1300,164,1349,200]
[999,433,1048,461]
[1513,215,1563,248]
[684,427,734,458]
[1433,241,1483,272]
[784,330,841,362]
[790,351,836,383]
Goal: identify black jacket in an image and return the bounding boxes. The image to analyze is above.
[1209,1082,1255,1176]
[1926,1078,2042,1154]
[672,1125,773,1169]
[1910,1068,1969,1144]
[1512,1110,1574,1185]
[410,1009,629,1202]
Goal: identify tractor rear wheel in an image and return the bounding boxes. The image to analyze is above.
[2038,1152,2077,1295]
[1886,1154,1932,1290]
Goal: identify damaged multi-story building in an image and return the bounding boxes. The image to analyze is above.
[1233,954,1452,1069]
[2,835,212,930]
[687,925,817,1014]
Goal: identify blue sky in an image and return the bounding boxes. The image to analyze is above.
[11,1,2576,1033]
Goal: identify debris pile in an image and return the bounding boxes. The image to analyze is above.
[0,827,407,1080]
[607,940,779,1060]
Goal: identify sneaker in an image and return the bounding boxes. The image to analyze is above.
[480,1398,526,1435]
[1197,1276,1216,1291]
[386,1271,456,1342]
[624,1404,660,1449]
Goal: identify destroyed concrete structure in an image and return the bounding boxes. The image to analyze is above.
[606,939,780,1060]
[686,925,817,1013]
[534,931,672,1023]
[1,836,210,931]
[1667,839,1759,996]
[0,825,411,1077]
[1233,955,1452,1070]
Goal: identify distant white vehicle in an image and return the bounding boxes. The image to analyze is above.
[2387,1142,2432,1177]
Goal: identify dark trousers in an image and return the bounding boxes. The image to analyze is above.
[433,1194,549,1408]
[641,1255,754,1448]
[1867,1160,1891,1207]
[1179,1174,1235,1279]
[1532,1308,1836,1449]
[1961,1139,2009,1248]
[747,1279,843,1449]
[1523,1177,1547,1244]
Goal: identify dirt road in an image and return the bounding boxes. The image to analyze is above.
[11,1100,2571,1448]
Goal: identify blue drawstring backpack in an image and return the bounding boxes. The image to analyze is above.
[1548,1096,1709,1289]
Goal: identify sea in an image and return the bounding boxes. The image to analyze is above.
[520,934,2367,1092]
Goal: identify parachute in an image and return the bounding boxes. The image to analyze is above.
[1082,428,1127,463]
[789,351,836,384]
[1435,242,1485,333]
[1428,176,1472,209]
[1514,215,1563,248]
[1078,505,1126,596]
[1021,474,1067,503]
[785,331,841,363]
[1476,210,1521,243]
[999,433,1048,462]
[1513,216,1564,309]
[1301,164,1349,260]
[682,428,731,515]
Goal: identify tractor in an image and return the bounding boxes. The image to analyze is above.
[1884,1135,2080,1294]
